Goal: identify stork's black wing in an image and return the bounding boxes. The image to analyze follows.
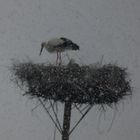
[60,37,80,50]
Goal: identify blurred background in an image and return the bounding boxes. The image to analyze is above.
[0,0,140,139]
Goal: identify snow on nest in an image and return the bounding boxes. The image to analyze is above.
[11,61,132,106]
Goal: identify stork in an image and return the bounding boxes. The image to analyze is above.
[39,37,79,65]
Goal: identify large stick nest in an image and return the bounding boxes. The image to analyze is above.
[11,61,132,106]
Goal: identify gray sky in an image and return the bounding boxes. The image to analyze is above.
[0,0,140,140]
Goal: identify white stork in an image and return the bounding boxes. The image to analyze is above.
[39,37,79,65]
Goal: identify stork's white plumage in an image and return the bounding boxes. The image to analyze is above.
[39,37,79,65]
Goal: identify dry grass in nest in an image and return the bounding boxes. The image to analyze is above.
[10,61,132,107]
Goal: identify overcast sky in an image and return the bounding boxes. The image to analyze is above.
[0,0,140,140]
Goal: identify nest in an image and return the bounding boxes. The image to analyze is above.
[11,61,132,106]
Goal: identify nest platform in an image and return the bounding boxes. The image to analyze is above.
[11,61,132,106]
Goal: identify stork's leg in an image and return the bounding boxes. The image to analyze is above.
[56,51,58,65]
[60,52,62,65]
[58,52,61,66]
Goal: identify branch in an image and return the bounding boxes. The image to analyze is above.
[38,98,62,134]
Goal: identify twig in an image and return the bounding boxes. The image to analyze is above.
[74,104,83,115]
[69,105,93,135]
[49,100,62,132]
[38,98,62,134]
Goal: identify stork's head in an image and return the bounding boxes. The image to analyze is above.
[39,42,47,55]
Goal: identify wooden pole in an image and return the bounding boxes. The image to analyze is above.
[62,101,72,140]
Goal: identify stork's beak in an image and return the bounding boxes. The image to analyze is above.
[39,45,44,56]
